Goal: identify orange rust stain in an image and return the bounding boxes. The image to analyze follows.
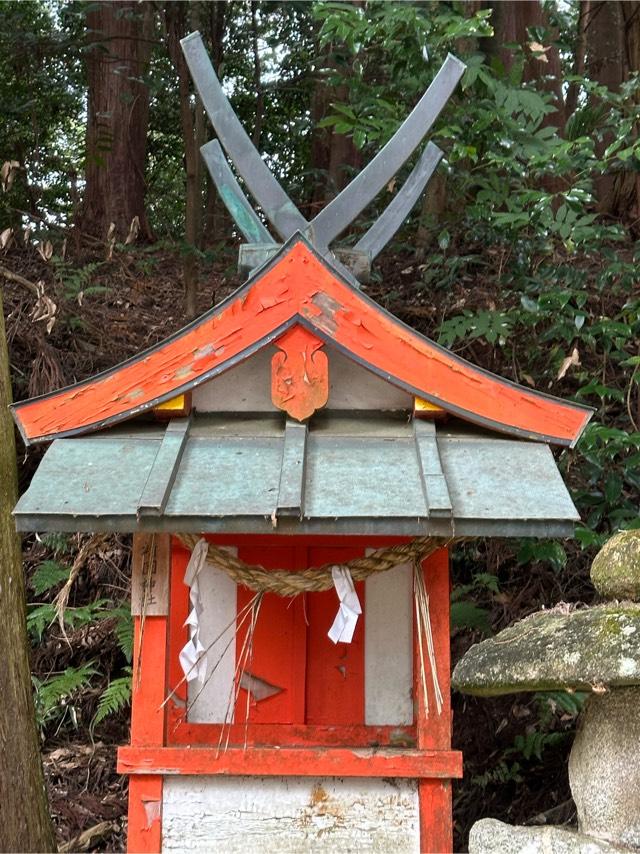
[271,326,328,421]
[14,240,590,444]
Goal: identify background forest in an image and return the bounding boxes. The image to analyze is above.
[1,0,639,850]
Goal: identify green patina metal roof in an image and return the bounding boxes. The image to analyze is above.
[14,412,579,537]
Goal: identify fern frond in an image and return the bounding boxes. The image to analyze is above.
[33,663,98,728]
[92,669,132,729]
[31,560,70,596]
[112,607,134,664]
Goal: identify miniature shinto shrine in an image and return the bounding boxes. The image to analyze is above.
[11,33,592,854]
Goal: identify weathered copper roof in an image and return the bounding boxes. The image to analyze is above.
[14,412,579,538]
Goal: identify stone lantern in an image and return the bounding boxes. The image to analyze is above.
[452,530,640,853]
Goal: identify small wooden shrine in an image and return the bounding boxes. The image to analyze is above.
[11,33,592,854]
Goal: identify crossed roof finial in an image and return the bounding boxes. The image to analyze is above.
[181,32,465,283]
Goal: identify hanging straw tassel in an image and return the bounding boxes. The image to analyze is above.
[413,559,443,716]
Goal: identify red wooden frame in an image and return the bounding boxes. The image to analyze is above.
[118,745,462,778]
[12,238,591,446]
[127,614,169,853]
[120,535,459,853]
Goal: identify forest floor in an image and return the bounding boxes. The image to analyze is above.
[4,237,597,851]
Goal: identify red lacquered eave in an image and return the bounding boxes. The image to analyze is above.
[12,236,592,446]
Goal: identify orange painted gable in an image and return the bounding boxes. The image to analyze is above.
[11,237,592,446]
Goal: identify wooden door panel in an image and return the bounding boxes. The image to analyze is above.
[235,545,306,724]
[305,546,366,725]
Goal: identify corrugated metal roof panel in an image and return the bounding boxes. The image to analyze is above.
[17,436,161,519]
[437,434,579,522]
[14,414,580,537]
[164,436,283,517]
[304,435,427,518]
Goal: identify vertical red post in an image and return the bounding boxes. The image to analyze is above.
[126,534,170,853]
[415,547,453,853]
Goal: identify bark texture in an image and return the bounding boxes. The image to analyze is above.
[486,0,565,127]
[310,40,361,209]
[79,1,153,241]
[586,1,640,219]
[0,287,56,852]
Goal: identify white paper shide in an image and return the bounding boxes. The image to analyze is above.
[179,538,209,683]
[328,565,362,644]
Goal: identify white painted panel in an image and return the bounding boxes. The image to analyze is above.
[327,348,413,410]
[187,548,237,723]
[192,347,275,412]
[365,558,413,725]
[162,775,419,853]
[191,344,412,412]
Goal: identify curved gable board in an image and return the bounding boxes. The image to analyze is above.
[11,236,592,446]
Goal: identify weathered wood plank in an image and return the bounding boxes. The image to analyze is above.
[162,776,419,853]
[168,721,415,747]
[131,534,170,616]
[365,557,413,726]
[127,774,162,854]
[117,745,463,778]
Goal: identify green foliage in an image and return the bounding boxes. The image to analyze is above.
[438,309,512,347]
[28,597,134,732]
[473,760,523,789]
[450,601,492,635]
[516,541,567,572]
[508,730,566,762]
[51,259,107,304]
[451,572,500,636]
[30,559,70,596]
[92,668,132,730]
[0,1,84,227]
[32,663,98,732]
[27,598,108,643]
[112,606,134,665]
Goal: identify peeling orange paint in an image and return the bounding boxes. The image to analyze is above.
[271,326,328,421]
[12,238,592,445]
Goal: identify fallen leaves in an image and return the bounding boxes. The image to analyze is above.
[31,280,58,334]
[557,346,581,380]
[1,160,20,192]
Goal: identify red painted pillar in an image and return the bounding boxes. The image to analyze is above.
[124,535,170,853]
[415,547,454,853]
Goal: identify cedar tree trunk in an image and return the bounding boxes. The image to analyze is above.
[79,1,153,241]
[0,287,56,852]
[486,0,565,128]
[586,1,640,220]
[165,2,203,318]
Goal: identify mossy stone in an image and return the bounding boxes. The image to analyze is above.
[452,603,640,696]
[591,530,640,601]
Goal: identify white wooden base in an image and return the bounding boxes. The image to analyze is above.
[162,775,419,852]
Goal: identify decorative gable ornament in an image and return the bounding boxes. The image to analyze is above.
[11,34,593,854]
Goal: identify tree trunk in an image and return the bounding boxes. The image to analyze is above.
[566,0,591,116]
[310,32,361,210]
[486,1,565,127]
[585,1,640,219]
[0,288,56,852]
[79,1,153,242]
[202,1,228,251]
[165,2,218,317]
